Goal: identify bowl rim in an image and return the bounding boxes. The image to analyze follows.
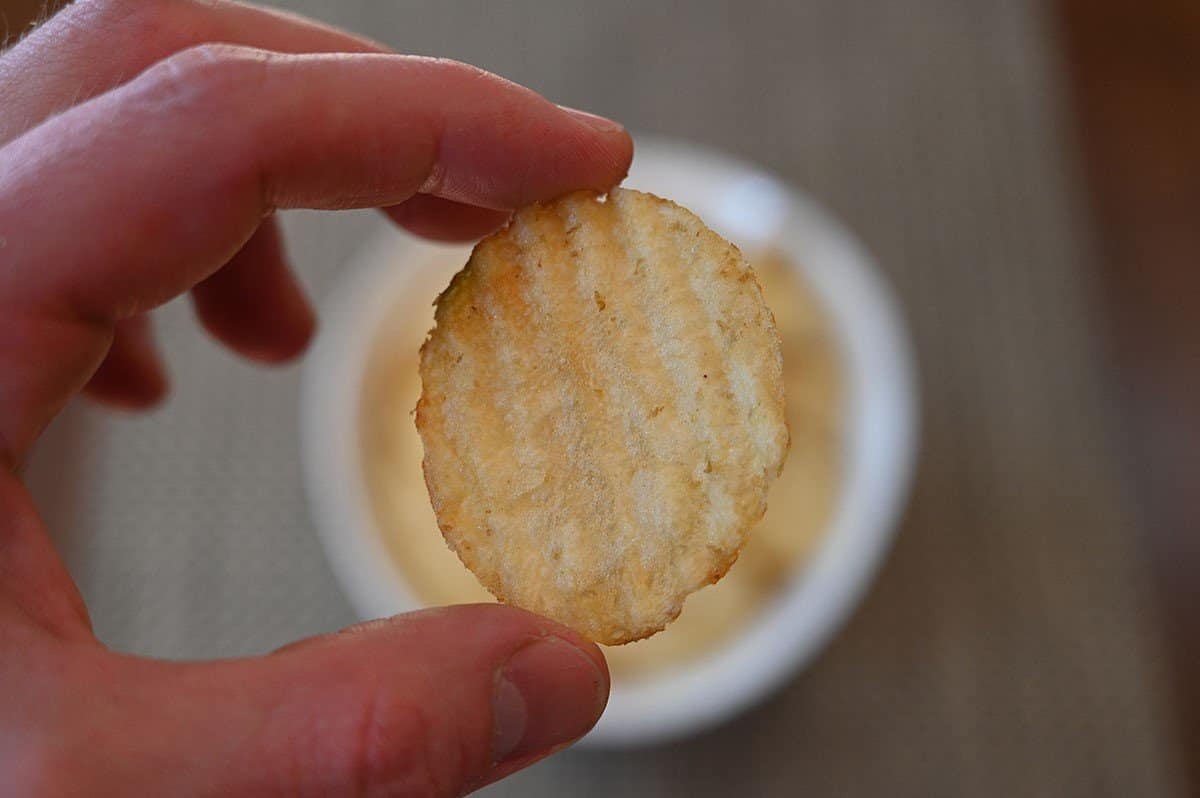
[300,135,920,748]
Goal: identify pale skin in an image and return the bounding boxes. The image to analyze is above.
[0,1,634,795]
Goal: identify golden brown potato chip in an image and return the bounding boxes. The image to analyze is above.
[416,188,788,644]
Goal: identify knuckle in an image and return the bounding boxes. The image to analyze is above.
[117,42,278,211]
[138,43,268,112]
[342,688,474,798]
[160,42,252,90]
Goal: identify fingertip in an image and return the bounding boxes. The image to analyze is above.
[122,370,169,410]
[558,105,626,135]
[611,128,635,182]
[202,304,316,365]
[191,219,317,365]
[83,371,170,411]
[82,315,170,411]
[405,604,609,766]
[524,611,610,685]
[433,604,611,693]
[491,634,608,763]
[193,296,315,365]
[558,105,634,190]
[264,314,316,363]
[326,604,613,758]
[614,126,635,179]
[379,605,610,781]
[82,354,169,410]
[260,313,316,363]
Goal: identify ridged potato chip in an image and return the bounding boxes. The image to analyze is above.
[416,188,788,644]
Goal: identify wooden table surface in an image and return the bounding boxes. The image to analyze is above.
[9,0,1194,795]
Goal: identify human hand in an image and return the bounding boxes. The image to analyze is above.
[0,1,632,795]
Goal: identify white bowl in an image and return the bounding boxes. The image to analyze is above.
[301,135,919,748]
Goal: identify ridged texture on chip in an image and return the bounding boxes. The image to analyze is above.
[416,188,788,644]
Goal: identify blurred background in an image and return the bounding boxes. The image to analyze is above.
[7,0,1199,794]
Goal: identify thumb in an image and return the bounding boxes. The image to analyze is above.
[55,605,608,797]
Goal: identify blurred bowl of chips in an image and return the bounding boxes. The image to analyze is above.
[301,135,919,747]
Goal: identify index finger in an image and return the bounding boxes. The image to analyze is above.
[0,45,632,464]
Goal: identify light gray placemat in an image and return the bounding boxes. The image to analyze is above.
[24,1,1187,795]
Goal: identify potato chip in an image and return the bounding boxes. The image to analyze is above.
[416,188,788,644]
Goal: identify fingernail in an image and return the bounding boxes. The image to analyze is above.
[492,636,607,762]
[558,105,626,134]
